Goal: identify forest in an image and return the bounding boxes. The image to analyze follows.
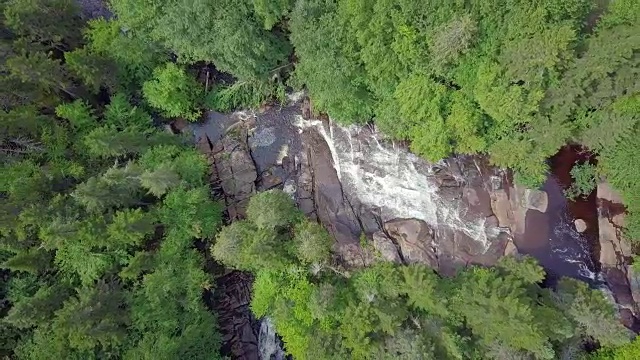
[0,0,639,359]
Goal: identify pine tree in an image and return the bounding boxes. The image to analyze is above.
[555,278,630,347]
[64,48,119,94]
[55,281,130,350]
[5,52,73,97]
[72,164,143,212]
[2,248,52,274]
[140,164,181,197]
[3,0,82,50]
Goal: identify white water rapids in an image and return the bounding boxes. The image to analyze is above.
[295,116,501,252]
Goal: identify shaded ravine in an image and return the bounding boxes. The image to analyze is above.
[192,99,638,358]
[515,145,601,286]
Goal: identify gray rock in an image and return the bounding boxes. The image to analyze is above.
[249,127,276,148]
[574,219,587,233]
[301,129,365,266]
[525,189,548,213]
[208,129,258,219]
[372,231,402,263]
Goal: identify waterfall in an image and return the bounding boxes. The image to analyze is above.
[295,116,501,252]
[258,318,287,360]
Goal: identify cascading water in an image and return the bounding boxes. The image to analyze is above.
[295,116,501,252]
[258,318,287,360]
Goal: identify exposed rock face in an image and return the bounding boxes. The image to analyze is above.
[575,219,587,233]
[597,181,639,328]
[298,128,374,266]
[199,123,258,220]
[372,231,403,263]
[384,219,437,268]
[212,271,260,360]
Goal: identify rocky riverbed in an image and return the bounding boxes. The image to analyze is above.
[190,97,639,358]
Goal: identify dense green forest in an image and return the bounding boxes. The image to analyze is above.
[0,0,224,358]
[1,0,639,359]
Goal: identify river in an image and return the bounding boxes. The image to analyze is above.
[192,99,617,358]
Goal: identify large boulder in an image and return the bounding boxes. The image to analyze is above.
[384,219,437,268]
[372,231,403,263]
[525,189,549,213]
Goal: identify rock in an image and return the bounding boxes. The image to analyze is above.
[212,271,260,360]
[206,129,258,219]
[627,265,640,309]
[490,188,513,228]
[574,219,587,233]
[372,231,402,263]
[597,182,631,268]
[463,188,480,207]
[503,239,519,256]
[597,180,639,323]
[525,189,548,213]
[301,129,364,265]
[598,181,624,204]
[301,98,312,119]
[384,219,437,268]
[249,127,276,148]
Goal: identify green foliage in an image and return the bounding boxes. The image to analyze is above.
[205,79,287,112]
[555,278,630,347]
[213,190,330,273]
[110,0,291,80]
[5,52,71,96]
[64,47,120,93]
[158,186,223,240]
[565,162,597,200]
[246,189,302,230]
[592,336,640,360]
[55,100,97,133]
[293,221,332,264]
[0,2,224,358]
[84,18,167,86]
[241,242,626,360]
[253,0,293,30]
[142,63,202,121]
[3,0,82,49]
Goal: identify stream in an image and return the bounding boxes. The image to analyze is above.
[192,99,632,359]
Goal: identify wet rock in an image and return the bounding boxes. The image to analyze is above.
[249,127,276,148]
[384,219,437,268]
[212,271,260,360]
[257,167,283,191]
[574,219,587,233]
[301,129,365,266]
[597,182,631,268]
[525,189,548,213]
[372,231,402,263]
[627,266,640,309]
[208,129,258,219]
